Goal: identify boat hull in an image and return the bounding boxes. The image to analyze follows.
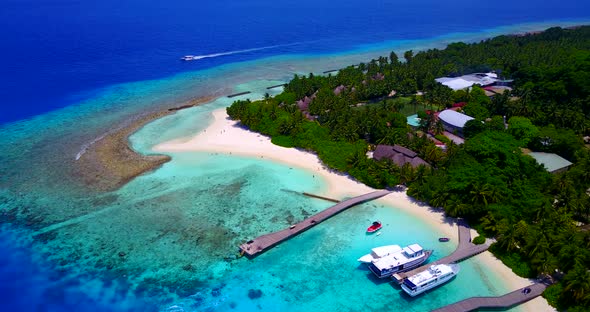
[366,223,382,233]
[402,274,456,296]
[401,264,460,296]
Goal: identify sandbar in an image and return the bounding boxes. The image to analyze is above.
[75,96,215,192]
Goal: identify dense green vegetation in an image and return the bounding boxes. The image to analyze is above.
[472,235,486,245]
[228,26,590,310]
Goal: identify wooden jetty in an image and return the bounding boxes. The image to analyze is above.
[392,219,489,283]
[322,69,339,74]
[431,283,547,312]
[240,190,391,257]
[266,83,287,90]
[227,91,251,98]
[280,189,339,203]
[301,192,340,203]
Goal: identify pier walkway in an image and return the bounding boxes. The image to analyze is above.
[431,283,547,312]
[393,219,489,283]
[240,189,391,257]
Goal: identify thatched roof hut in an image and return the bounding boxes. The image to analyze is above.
[372,145,429,168]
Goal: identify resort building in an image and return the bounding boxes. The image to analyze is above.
[371,145,429,168]
[435,72,498,90]
[438,109,474,137]
[527,152,573,174]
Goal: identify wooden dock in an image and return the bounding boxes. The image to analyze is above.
[227,91,251,98]
[266,83,287,90]
[240,190,391,257]
[301,192,340,203]
[431,283,547,312]
[393,219,489,283]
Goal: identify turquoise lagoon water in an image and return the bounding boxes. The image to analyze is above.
[123,103,514,311]
[2,20,584,311]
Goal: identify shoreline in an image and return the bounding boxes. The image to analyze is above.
[1,18,584,312]
[154,108,554,312]
[74,96,215,192]
[71,22,590,193]
[153,109,459,242]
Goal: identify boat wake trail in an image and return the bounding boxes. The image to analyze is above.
[185,41,307,61]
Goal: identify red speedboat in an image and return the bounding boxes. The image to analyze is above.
[367,221,382,233]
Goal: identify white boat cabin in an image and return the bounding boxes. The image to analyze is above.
[402,244,424,258]
[368,243,430,278]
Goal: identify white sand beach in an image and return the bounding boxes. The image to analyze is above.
[154,108,554,312]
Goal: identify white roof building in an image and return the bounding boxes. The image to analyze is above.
[528,152,573,173]
[438,110,474,128]
[436,72,498,90]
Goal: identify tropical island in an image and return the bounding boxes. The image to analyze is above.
[223,26,590,311]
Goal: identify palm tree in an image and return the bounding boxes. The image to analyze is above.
[469,181,500,207]
[430,190,449,209]
[445,199,473,217]
[563,262,590,306]
[346,150,367,170]
[389,51,399,65]
[269,105,278,120]
[423,144,444,164]
[497,219,528,252]
[433,120,445,135]
[278,118,295,135]
[404,50,413,63]
[556,235,582,272]
[528,234,557,273]
[398,163,415,185]
[480,212,498,234]
[489,90,510,115]
[414,165,431,186]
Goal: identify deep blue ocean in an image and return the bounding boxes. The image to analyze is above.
[2,0,589,124]
[1,1,590,311]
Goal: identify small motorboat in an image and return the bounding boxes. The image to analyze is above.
[367,221,382,233]
[522,287,531,294]
[438,237,450,242]
[181,55,195,61]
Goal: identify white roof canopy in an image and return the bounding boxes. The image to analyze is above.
[439,110,474,128]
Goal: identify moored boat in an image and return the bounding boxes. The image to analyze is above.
[357,244,402,263]
[401,263,460,296]
[366,221,382,233]
[368,244,432,278]
[438,237,450,242]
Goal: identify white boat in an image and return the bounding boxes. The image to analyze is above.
[368,244,432,278]
[401,263,460,297]
[181,55,195,61]
[358,245,402,263]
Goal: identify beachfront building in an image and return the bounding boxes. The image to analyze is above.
[435,72,498,90]
[527,152,573,174]
[438,109,474,137]
[371,145,429,168]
